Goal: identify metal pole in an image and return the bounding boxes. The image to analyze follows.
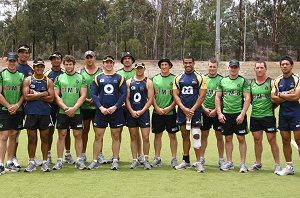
[243,0,247,62]
[215,0,221,62]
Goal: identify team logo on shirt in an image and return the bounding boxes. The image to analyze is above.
[30,84,35,89]
[76,80,79,84]
[134,93,142,102]
[104,84,114,94]
[182,86,193,94]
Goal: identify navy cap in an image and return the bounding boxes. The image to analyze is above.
[7,52,18,61]
[229,59,240,67]
[17,44,30,53]
[49,51,63,60]
[134,63,145,68]
[33,58,45,67]
[103,55,115,62]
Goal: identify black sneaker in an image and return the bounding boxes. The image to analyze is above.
[0,165,5,175]
[5,162,20,172]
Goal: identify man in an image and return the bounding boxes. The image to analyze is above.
[13,44,39,167]
[215,59,251,173]
[0,52,24,175]
[117,52,144,164]
[87,55,126,170]
[248,60,281,173]
[53,55,87,170]
[17,44,34,77]
[200,58,224,167]
[23,58,54,172]
[126,62,154,170]
[151,58,178,168]
[79,50,102,163]
[271,55,300,176]
[173,55,207,173]
[44,52,74,165]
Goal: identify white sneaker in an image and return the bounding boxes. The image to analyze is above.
[276,165,295,176]
[34,156,42,166]
[274,164,281,174]
[195,162,205,173]
[239,163,248,173]
[175,160,190,170]
[12,157,21,168]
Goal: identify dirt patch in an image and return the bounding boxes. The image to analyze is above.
[1,58,299,79]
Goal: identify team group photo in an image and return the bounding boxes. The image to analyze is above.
[0,0,299,197]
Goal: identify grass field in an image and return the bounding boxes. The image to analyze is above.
[1,107,300,198]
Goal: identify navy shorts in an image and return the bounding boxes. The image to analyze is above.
[201,113,222,131]
[93,108,125,129]
[250,116,277,133]
[222,113,248,136]
[279,115,300,131]
[127,110,150,128]
[81,109,96,121]
[56,114,83,130]
[0,111,24,131]
[151,113,179,133]
[24,114,52,130]
[177,108,202,127]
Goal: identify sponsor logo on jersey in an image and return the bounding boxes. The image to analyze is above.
[239,129,246,134]
[100,79,104,82]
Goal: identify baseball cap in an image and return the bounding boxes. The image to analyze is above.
[49,51,63,60]
[84,50,96,58]
[229,59,240,67]
[33,58,45,67]
[158,58,173,68]
[134,63,145,68]
[103,55,115,62]
[121,52,135,64]
[7,52,18,61]
[17,44,30,53]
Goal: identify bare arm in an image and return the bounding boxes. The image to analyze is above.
[215,91,226,124]
[40,79,54,103]
[54,89,68,110]
[22,77,48,101]
[65,87,87,117]
[278,88,300,101]
[236,92,251,124]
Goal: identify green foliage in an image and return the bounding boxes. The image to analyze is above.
[0,0,299,60]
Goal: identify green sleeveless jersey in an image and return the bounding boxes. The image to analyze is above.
[203,74,223,109]
[250,77,273,118]
[152,73,176,115]
[54,72,86,114]
[0,69,24,111]
[117,68,136,80]
[216,75,250,114]
[79,67,102,109]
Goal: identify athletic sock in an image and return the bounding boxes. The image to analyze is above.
[57,158,62,162]
[183,155,190,164]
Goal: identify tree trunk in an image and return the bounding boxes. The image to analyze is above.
[238,0,244,60]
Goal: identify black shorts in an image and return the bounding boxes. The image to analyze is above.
[56,114,83,130]
[50,104,60,125]
[81,109,96,121]
[93,108,125,129]
[0,111,24,131]
[24,114,52,130]
[151,113,179,134]
[250,116,277,133]
[200,113,222,131]
[279,115,300,131]
[222,113,248,136]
